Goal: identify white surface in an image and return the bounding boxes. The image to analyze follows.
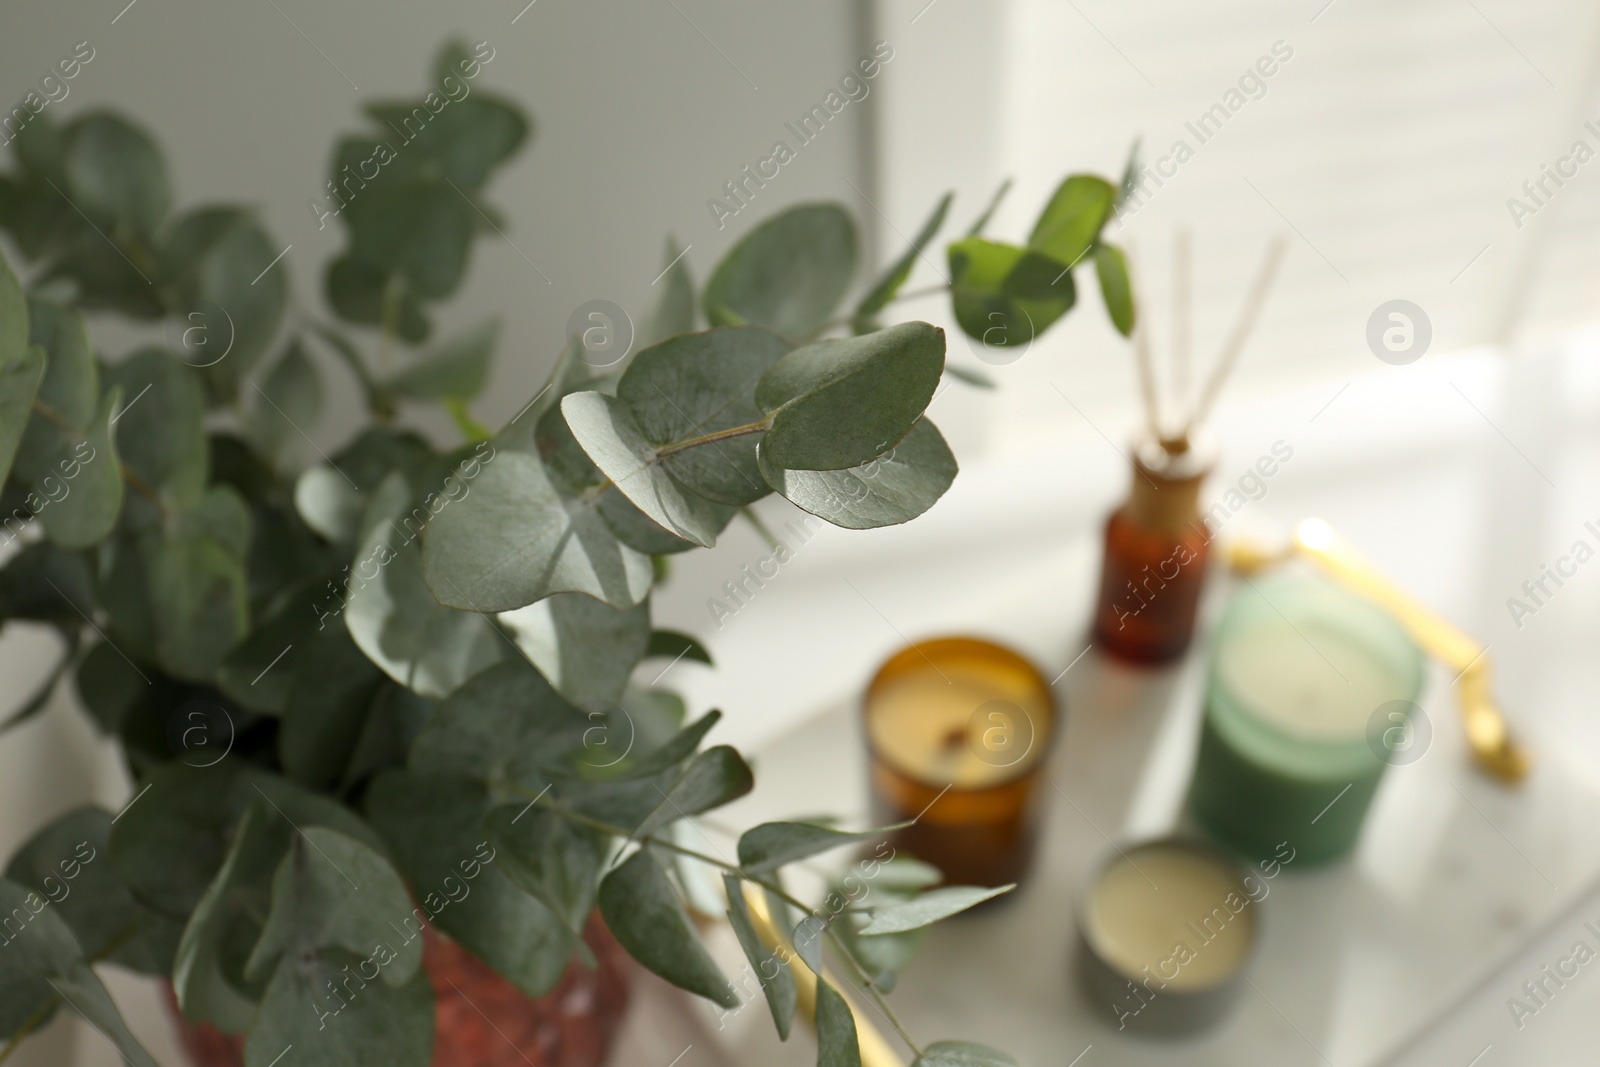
[630,340,1600,1065]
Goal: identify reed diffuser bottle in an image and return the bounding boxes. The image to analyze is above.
[1091,232,1286,665]
[1094,435,1216,663]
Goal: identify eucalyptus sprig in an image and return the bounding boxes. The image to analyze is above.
[0,40,1127,1067]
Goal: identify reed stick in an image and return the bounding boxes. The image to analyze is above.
[1125,242,1163,442]
[1172,228,1191,415]
[1185,235,1288,435]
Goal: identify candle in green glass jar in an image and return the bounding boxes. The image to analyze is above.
[1187,571,1425,866]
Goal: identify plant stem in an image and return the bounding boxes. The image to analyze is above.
[810,283,951,338]
[30,399,164,514]
[653,419,769,459]
[378,276,403,374]
[509,783,927,1061]
[825,926,926,1059]
[739,506,780,550]
[0,1002,52,1065]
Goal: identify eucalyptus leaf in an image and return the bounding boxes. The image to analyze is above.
[172,803,290,1031]
[103,348,207,515]
[1093,242,1135,337]
[0,542,94,623]
[758,418,955,530]
[386,318,497,400]
[635,745,754,837]
[858,884,1013,934]
[109,762,381,920]
[853,192,951,331]
[169,211,289,396]
[756,322,944,471]
[408,658,588,785]
[62,112,169,235]
[246,828,422,985]
[737,822,894,876]
[723,875,796,1039]
[915,1041,1018,1067]
[0,879,161,1067]
[481,803,605,934]
[294,464,367,544]
[143,484,252,681]
[242,947,434,1067]
[421,445,653,613]
[947,237,1075,351]
[0,240,26,367]
[5,805,178,975]
[561,390,727,547]
[497,591,649,712]
[609,709,721,781]
[279,620,385,789]
[0,345,45,490]
[638,236,695,348]
[325,255,431,342]
[215,575,327,715]
[598,849,737,1007]
[365,769,576,997]
[644,629,712,667]
[32,386,122,549]
[963,178,1012,238]
[815,979,863,1067]
[614,326,790,506]
[252,339,321,461]
[704,203,857,339]
[345,470,504,700]
[1027,174,1115,267]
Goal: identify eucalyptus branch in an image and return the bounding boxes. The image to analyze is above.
[825,924,925,1058]
[511,783,927,1060]
[0,921,144,1066]
[575,418,771,504]
[30,398,164,514]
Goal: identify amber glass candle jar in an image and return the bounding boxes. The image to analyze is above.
[1093,435,1216,664]
[863,638,1058,888]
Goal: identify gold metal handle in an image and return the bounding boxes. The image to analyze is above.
[741,885,907,1067]
[1228,518,1531,784]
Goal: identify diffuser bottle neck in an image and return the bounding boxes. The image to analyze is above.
[1125,435,1216,536]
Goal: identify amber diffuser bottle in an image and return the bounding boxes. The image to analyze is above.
[1092,434,1216,664]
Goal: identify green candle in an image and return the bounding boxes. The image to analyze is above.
[1187,572,1425,866]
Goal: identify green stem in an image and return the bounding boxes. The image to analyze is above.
[378,276,403,374]
[0,1001,53,1065]
[575,419,771,505]
[653,418,769,459]
[808,283,951,339]
[825,926,925,1059]
[739,507,780,551]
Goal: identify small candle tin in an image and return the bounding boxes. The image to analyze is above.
[1075,836,1261,1036]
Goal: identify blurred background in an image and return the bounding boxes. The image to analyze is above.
[5,0,1600,1064]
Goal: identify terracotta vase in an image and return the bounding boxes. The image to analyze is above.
[168,914,631,1067]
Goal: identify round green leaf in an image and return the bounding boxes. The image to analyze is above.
[757,418,956,530]
[704,203,857,338]
[598,850,738,1007]
[1027,174,1114,267]
[62,112,169,235]
[616,326,790,506]
[756,321,944,471]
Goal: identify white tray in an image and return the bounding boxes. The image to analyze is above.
[692,611,1600,1067]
